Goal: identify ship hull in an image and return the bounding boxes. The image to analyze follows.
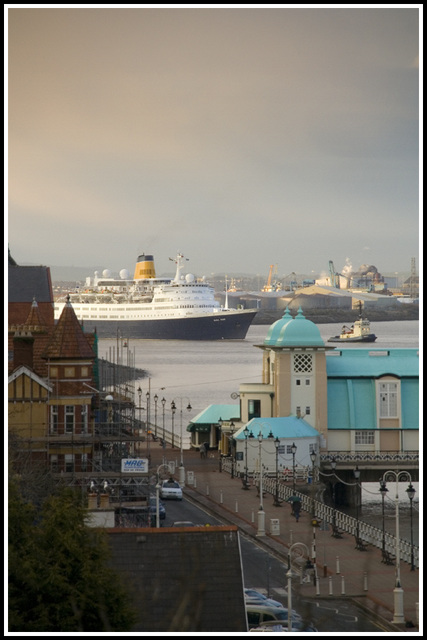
[78,310,258,340]
[328,334,377,343]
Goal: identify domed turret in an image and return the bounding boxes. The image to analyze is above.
[264,307,324,348]
[264,307,292,345]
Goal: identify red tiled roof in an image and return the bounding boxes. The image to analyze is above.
[42,297,95,360]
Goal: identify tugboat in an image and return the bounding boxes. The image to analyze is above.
[328,304,377,343]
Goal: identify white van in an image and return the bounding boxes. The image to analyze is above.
[245,605,316,632]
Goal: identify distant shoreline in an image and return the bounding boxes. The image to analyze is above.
[252,305,419,325]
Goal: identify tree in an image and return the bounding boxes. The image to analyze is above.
[8,479,136,632]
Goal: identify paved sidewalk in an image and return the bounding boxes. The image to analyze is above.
[150,445,421,633]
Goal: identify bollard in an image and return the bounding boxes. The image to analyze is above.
[323,564,327,578]
[251,510,255,523]
[194,476,197,488]
[220,490,223,504]
[316,579,320,596]
[341,576,345,595]
[235,500,238,513]
[329,576,333,595]
[336,556,340,574]
[363,572,368,592]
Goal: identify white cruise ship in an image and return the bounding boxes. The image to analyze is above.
[54,252,257,340]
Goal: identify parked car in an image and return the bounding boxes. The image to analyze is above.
[246,605,316,632]
[148,496,166,519]
[159,479,183,500]
[244,589,284,608]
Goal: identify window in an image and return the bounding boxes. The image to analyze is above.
[305,406,311,415]
[81,405,88,433]
[50,455,58,472]
[355,431,375,445]
[65,454,74,472]
[296,379,301,386]
[379,382,398,418]
[293,353,313,373]
[305,379,311,386]
[49,367,58,378]
[81,366,89,377]
[50,405,58,434]
[65,405,75,433]
[248,399,261,420]
[64,367,75,378]
[81,453,88,472]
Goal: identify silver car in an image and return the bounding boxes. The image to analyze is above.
[159,479,183,500]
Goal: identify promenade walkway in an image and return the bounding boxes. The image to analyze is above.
[150,444,421,634]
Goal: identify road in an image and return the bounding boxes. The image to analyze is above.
[159,496,386,632]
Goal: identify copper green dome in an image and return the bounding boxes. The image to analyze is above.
[263,307,293,345]
[264,307,325,347]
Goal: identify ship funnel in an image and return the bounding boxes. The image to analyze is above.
[134,254,156,280]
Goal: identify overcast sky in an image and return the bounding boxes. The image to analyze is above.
[7,6,420,280]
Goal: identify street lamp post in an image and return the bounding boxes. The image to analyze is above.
[379,480,388,559]
[137,386,143,451]
[287,542,310,632]
[172,397,192,485]
[171,401,176,448]
[243,426,250,489]
[354,466,361,542]
[146,390,151,464]
[406,483,416,571]
[273,437,281,507]
[153,394,158,439]
[256,431,265,537]
[310,450,316,517]
[161,397,166,448]
[330,457,337,531]
[291,442,297,495]
[381,470,413,625]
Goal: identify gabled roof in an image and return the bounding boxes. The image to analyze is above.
[189,404,240,426]
[235,417,319,439]
[8,364,52,392]
[42,297,95,360]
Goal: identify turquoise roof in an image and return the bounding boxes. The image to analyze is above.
[189,404,240,426]
[234,417,320,440]
[326,348,419,377]
[264,307,325,348]
[263,307,293,345]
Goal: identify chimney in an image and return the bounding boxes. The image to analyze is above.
[13,330,34,369]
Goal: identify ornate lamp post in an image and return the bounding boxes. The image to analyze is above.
[330,457,337,531]
[146,390,151,464]
[354,466,361,542]
[310,450,316,518]
[243,426,250,489]
[137,386,143,451]
[406,483,416,571]
[273,436,281,507]
[161,397,166,448]
[172,396,192,485]
[153,393,158,439]
[256,430,265,537]
[379,479,388,559]
[381,470,413,625]
[291,442,297,495]
[287,542,310,632]
[171,401,176,448]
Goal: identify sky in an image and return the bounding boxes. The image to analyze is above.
[6,5,421,280]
